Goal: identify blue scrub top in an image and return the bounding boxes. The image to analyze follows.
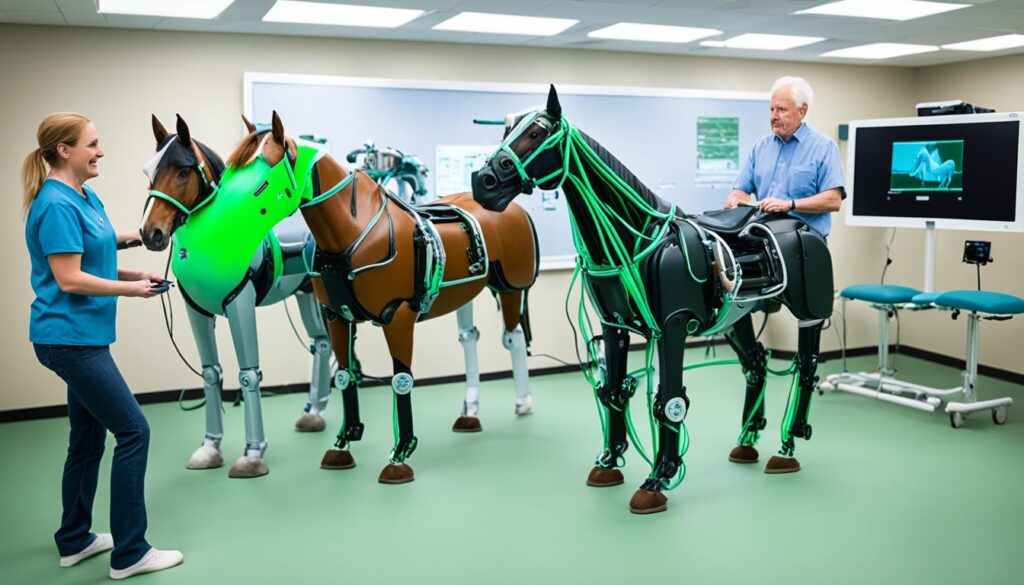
[733,123,846,237]
[25,178,118,345]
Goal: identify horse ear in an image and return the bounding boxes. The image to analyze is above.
[271,111,285,146]
[546,84,562,119]
[175,114,192,146]
[152,115,169,146]
[241,115,256,134]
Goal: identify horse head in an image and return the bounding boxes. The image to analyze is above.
[218,111,348,237]
[141,114,224,250]
[218,110,310,199]
[472,85,567,212]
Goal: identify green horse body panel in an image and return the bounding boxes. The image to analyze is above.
[171,145,323,316]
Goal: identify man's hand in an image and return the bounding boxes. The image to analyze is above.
[724,190,753,209]
[759,197,794,214]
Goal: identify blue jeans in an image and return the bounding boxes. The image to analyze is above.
[34,344,151,569]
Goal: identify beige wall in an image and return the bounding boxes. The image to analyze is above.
[1,24,918,411]
[887,54,1024,373]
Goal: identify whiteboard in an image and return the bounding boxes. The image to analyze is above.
[246,74,768,269]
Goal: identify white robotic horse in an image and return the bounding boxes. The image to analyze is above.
[910,146,957,189]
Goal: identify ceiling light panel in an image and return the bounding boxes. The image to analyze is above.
[941,34,1024,52]
[97,0,235,19]
[588,22,721,44]
[263,1,425,29]
[821,42,940,59]
[795,0,970,21]
[701,33,826,51]
[432,12,578,36]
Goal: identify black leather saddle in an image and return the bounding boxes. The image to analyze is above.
[408,202,464,224]
[695,206,759,235]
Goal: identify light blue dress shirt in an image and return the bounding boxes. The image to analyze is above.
[733,123,845,236]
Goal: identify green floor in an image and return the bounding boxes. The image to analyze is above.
[1,350,1022,584]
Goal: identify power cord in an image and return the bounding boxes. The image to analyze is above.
[880,227,895,284]
[530,353,577,368]
[159,250,203,379]
[282,297,310,352]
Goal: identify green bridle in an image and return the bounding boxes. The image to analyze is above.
[494,110,572,192]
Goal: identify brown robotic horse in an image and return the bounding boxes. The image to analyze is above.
[223,112,539,483]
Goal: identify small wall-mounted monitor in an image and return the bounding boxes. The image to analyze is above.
[846,112,1024,232]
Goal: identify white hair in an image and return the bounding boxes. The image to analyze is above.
[771,76,814,110]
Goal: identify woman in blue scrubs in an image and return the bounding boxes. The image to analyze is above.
[22,112,183,580]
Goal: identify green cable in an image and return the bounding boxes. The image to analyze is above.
[390,393,400,460]
[779,372,800,448]
[493,111,781,489]
[737,378,767,446]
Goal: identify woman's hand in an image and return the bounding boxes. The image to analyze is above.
[124,279,158,298]
[117,230,142,245]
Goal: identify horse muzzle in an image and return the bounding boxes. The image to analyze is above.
[141,225,170,251]
[471,154,526,212]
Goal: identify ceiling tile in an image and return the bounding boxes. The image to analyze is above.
[101,14,163,28]
[0,10,65,25]
[55,0,97,13]
[0,0,56,11]
[62,12,106,26]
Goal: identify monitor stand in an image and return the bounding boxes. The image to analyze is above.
[923,220,936,293]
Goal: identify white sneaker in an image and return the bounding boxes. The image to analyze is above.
[60,533,114,567]
[109,548,183,580]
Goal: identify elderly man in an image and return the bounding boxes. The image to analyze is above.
[725,76,844,237]
[719,77,843,475]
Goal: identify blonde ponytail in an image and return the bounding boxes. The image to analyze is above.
[22,112,90,217]
[21,148,48,215]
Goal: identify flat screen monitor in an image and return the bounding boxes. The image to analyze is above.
[846,112,1024,232]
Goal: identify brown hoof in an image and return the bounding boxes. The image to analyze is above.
[629,489,668,515]
[320,448,356,470]
[452,416,482,433]
[378,463,415,484]
[586,466,624,487]
[729,445,759,463]
[765,455,801,474]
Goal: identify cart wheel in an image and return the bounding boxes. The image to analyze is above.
[992,406,1008,425]
[949,411,964,429]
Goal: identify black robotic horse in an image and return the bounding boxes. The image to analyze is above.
[472,86,834,514]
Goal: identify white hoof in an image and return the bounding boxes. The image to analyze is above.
[515,394,534,416]
[185,444,223,470]
[295,411,326,432]
[228,456,268,478]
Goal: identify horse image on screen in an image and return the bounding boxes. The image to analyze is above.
[890,139,964,192]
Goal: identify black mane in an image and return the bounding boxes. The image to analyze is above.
[577,130,676,217]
